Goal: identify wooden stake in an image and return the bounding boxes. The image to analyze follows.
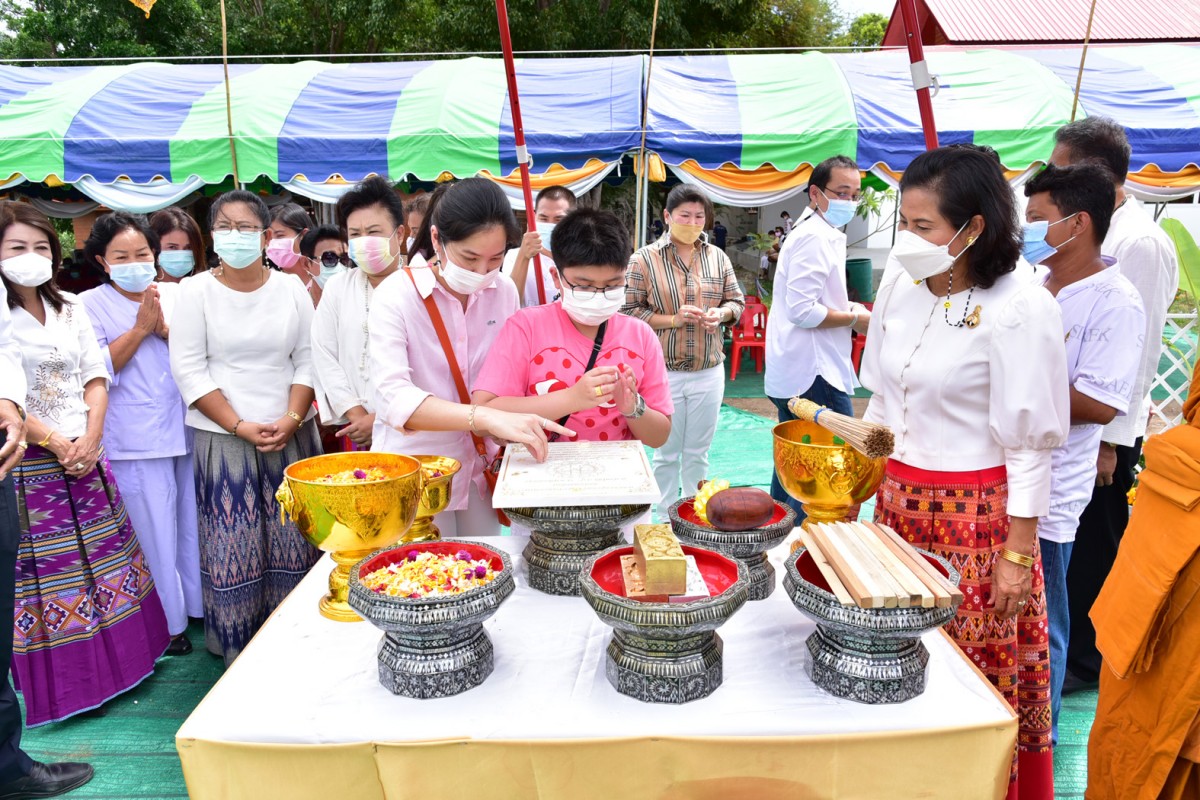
[219,0,240,186]
[810,525,879,608]
[797,528,854,607]
[834,522,905,608]
[850,521,932,608]
[865,522,962,607]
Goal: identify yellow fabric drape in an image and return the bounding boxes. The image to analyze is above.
[674,160,813,193]
[632,153,667,183]
[1127,164,1200,189]
[481,158,615,190]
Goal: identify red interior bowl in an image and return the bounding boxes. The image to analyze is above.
[677,497,790,528]
[591,545,740,599]
[358,541,505,580]
[794,546,952,594]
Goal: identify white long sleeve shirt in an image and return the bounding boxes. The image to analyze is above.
[1100,199,1179,446]
[861,269,1070,518]
[764,212,857,397]
[311,268,376,426]
[169,271,316,434]
[0,286,26,407]
[12,292,109,439]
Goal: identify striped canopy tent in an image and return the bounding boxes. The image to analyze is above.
[645,45,1200,206]
[0,56,644,212]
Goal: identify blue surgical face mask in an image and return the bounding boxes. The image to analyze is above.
[159,250,195,278]
[1021,213,1077,265]
[819,189,857,228]
[535,221,556,252]
[213,230,263,270]
[108,260,157,293]
[315,263,346,288]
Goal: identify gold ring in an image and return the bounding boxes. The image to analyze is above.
[594,386,604,398]
[74,462,85,470]
[16,441,26,450]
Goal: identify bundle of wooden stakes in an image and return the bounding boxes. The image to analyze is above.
[799,522,964,609]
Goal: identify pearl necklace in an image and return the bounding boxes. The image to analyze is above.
[359,272,372,381]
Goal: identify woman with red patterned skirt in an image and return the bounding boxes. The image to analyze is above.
[860,147,1070,800]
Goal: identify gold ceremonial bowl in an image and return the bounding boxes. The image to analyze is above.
[405,455,462,543]
[276,452,424,622]
[773,420,887,528]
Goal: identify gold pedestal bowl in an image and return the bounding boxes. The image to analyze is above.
[277,452,424,622]
[405,455,462,543]
[773,420,888,535]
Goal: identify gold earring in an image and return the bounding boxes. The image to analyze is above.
[967,236,976,245]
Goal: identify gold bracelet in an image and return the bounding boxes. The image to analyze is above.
[286,411,304,428]
[999,548,1035,569]
[467,404,478,434]
[36,431,53,447]
[231,419,244,436]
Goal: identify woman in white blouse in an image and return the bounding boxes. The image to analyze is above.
[169,190,320,667]
[0,201,169,725]
[310,177,406,450]
[860,146,1069,800]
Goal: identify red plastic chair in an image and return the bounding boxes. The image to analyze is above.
[730,302,767,381]
[850,302,874,374]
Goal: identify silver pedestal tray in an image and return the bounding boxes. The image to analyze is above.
[668,497,797,600]
[581,544,749,704]
[783,546,962,704]
[506,504,650,596]
[348,539,515,699]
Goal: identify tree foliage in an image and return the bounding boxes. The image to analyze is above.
[835,12,888,51]
[0,0,868,60]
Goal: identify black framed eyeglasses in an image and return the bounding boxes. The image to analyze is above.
[561,277,626,301]
[320,251,352,269]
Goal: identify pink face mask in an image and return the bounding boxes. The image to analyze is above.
[267,237,303,271]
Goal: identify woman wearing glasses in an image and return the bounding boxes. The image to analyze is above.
[473,207,672,447]
[169,190,320,666]
[310,180,403,451]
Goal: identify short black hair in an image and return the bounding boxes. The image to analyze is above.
[534,185,577,210]
[550,208,631,271]
[1024,163,1116,245]
[83,211,161,284]
[1054,117,1132,182]
[431,178,519,247]
[665,184,708,213]
[299,225,345,259]
[900,146,1021,290]
[780,211,790,218]
[269,202,314,235]
[336,175,406,232]
[810,155,859,194]
[408,184,449,261]
[209,190,270,230]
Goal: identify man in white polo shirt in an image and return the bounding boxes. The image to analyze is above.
[1050,117,1180,692]
[1023,163,1145,742]
[764,155,870,518]
[501,185,576,307]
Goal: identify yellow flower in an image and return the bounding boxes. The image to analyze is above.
[1127,485,1137,506]
[694,478,730,525]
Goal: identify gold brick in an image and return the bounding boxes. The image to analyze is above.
[633,523,687,595]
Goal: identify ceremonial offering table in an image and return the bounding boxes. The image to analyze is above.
[176,536,1017,800]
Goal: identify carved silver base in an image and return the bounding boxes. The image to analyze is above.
[507,504,650,596]
[805,625,930,703]
[605,630,724,704]
[377,625,494,699]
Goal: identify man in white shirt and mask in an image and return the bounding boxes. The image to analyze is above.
[764,155,870,518]
[501,185,576,307]
[1023,163,1145,742]
[0,283,94,797]
[1049,116,1180,691]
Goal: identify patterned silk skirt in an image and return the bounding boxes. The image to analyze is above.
[875,459,1053,800]
[192,427,321,667]
[11,445,171,726]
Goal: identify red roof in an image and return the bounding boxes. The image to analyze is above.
[881,0,1200,46]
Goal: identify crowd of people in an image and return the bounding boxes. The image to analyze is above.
[0,112,1190,799]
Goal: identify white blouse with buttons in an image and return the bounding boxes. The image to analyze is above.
[861,267,1070,519]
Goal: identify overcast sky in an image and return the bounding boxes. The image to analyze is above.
[841,0,897,19]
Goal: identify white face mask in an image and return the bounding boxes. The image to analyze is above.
[535,221,557,252]
[560,286,624,327]
[0,253,53,287]
[439,247,497,295]
[890,223,972,283]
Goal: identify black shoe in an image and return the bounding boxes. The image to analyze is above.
[0,761,94,799]
[1062,670,1099,696]
[167,634,193,656]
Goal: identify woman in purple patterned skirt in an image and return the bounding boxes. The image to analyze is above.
[0,201,169,725]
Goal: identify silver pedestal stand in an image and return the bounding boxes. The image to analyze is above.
[506,504,650,596]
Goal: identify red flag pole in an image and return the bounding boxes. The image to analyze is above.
[897,0,939,151]
[495,0,547,305]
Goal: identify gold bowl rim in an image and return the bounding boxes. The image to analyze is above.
[282,452,423,486]
[772,420,885,455]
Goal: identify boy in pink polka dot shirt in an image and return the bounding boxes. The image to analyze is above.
[473,209,672,446]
